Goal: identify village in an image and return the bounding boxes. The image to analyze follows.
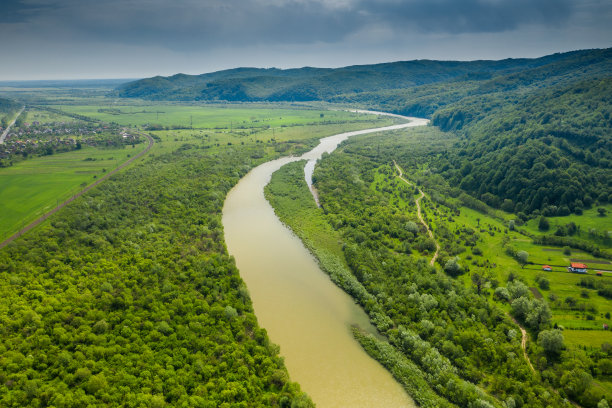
[0,120,142,165]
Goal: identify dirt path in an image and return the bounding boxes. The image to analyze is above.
[508,314,536,373]
[0,106,25,144]
[393,161,440,266]
[0,131,154,249]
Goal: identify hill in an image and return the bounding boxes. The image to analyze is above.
[116,51,579,102]
[117,48,612,216]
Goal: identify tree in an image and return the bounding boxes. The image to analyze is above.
[538,216,550,231]
[405,221,419,234]
[444,257,462,276]
[508,220,515,231]
[598,207,607,217]
[516,251,529,268]
[471,272,486,295]
[538,329,564,356]
[511,296,531,319]
[526,300,551,331]
[494,287,510,301]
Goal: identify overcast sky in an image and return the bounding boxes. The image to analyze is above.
[0,0,610,80]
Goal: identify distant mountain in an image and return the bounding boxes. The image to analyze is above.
[116,50,591,103]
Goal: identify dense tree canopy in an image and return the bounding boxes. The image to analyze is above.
[0,145,312,407]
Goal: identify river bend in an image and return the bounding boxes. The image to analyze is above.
[222,114,428,407]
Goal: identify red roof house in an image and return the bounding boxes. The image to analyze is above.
[568,263,588,273]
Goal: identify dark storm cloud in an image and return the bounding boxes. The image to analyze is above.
[0,0,53,23]
[358,0,573,34]
[2,0,583,51]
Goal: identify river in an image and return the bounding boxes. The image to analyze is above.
[222,114,428,407]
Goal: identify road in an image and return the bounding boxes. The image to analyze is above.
[0,106,25,144]
[393,160,440,266]
[0,131,154,249]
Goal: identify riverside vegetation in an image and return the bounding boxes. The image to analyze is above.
[265,126,611,407]
[0,97,397,406]
[0,137,318,407]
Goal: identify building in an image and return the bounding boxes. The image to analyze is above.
[568,262,588,273]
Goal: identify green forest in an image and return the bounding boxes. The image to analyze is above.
[0,128,317,407]
[266,127,612,407]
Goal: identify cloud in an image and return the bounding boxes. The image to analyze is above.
[0,0,609,79]
[0,0,54,23]
[357,0,573,34]
[0,0,582,52]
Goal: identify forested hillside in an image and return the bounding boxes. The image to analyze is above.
[115,50,577,101]
[432,77,612,216]
[117,48,612,217]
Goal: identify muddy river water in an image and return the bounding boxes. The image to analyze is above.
[222,114,428,407]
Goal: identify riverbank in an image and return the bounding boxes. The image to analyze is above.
[222,117,426,407]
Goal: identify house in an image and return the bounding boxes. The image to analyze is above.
[568,262,588,274]
[542,265,552,271]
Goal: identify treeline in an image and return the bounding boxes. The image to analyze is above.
[0,144,313,406]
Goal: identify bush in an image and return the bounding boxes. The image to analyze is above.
[538,216,550,231]
[494,287,511,301]
[444,258,462,276]
[538,329,564,356]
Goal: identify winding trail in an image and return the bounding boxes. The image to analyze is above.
[0,106,25,144]
[393,161,440,266]
[0,131,153,249]
[509,314,536,373]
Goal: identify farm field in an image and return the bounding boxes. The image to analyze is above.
[0,102,394,242]
[53,103,395,129]
[0,143,146,242]
[50,103,397,155]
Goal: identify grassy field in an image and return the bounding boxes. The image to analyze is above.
[51,103,396,156]
[0,143,146,242]
[23,107,78,124]
[563,329,612,348]
[442,204,612,332]
[1,101,394,243]
[54,103,391,128]
[521,205,612,247]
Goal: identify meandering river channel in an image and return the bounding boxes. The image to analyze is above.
[222,113,428,407]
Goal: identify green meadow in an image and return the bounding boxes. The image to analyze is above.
[51,103,396,155]
[0,143,146,242]
[435,200,612,338]
[23,108,77,124]
[1,102,393,242]
[54,103,392,129]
